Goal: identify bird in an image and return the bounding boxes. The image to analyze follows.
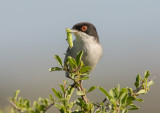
[64,22,103,77]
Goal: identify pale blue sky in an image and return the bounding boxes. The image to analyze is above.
[0,0,160,112]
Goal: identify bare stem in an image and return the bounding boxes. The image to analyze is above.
[94,98,107,112]
[43,102,55,113]
[8,99,21,112]
[8,98,55,113]
[78,80,89,103]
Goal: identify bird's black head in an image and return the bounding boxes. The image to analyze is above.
[72,22,99,42]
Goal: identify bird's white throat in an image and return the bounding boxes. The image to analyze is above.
[72,32,103,69]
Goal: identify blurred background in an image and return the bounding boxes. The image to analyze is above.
[0,0,160,113]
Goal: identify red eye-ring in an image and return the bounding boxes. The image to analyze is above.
[81,26,87,31]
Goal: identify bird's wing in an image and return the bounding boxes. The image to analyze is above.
[64,47,70,77]
[64,47,69,63]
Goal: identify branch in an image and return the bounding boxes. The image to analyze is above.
[78,80,89,103]
[8,99,21,112]
[94,98,107,112]
[43,102,55,113]
[70,79,89,104]
[8,97,55,113]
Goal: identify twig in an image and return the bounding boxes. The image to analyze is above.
[102,98,107,103]
[8,99,22,112]
[70,80,89,104]
[43,102,55,113]
[94,98,107,112]
[9,98,55,113]
[78,80,89,103]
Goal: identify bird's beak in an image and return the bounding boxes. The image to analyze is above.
[70,29,78,33]
[66,28,78,34]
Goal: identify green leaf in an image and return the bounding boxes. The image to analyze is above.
[49,95,54,102]
[60,84,65,95]
[14,90,20,101]
[38,105,46,111]
[33,101,38,108]
[60,104,66,112]
[120,92,128,105]
[68,102,74,110]
[117,84,120,93]
[79,76,89,80]
[102,104,106,113]
[127,87,133,94]
[54,55,63,66]
[80,61,84,68]
[66,86,74,99]
[79,72,90,76]
[109,88,118,99]
[43,98,49,106]
[58,98,69,108]
[144,70,150,78]
[69,73,76,79]
[136,98,143,102]
[128,107,140,110]
[99,87,112,99]
[76,50,83,66]
[137,89,146,94]
[49,67,62,72]
[110,99,117,107]
[130,104,138,108]
[19,97,22,104]
[135,74,141,88]
[79,66,92,73]
[25,100,30,108]
[147,80,154,87]
[72,112,84,113]
[54,103,61,109]
[119,88,127,98]
[39,97,43,103]
[122,109,128,113]
[67,56,77,68]
[52,88,62,99]
[127,96,135,102]
[87,86,97,93]
[77,98,86,107]
[76,91,85,96]
[111,110,117,113]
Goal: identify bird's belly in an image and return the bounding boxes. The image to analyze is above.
[66,40,102,69]
[82,50,101,68]
[81,44,102,68]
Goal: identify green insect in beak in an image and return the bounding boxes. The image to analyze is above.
[66,28,73,48]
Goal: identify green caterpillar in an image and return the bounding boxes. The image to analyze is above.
[66,28,73,48]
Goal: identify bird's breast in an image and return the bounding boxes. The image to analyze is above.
[73,39,103,68]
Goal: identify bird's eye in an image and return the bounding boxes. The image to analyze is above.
[81,26,87,31]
